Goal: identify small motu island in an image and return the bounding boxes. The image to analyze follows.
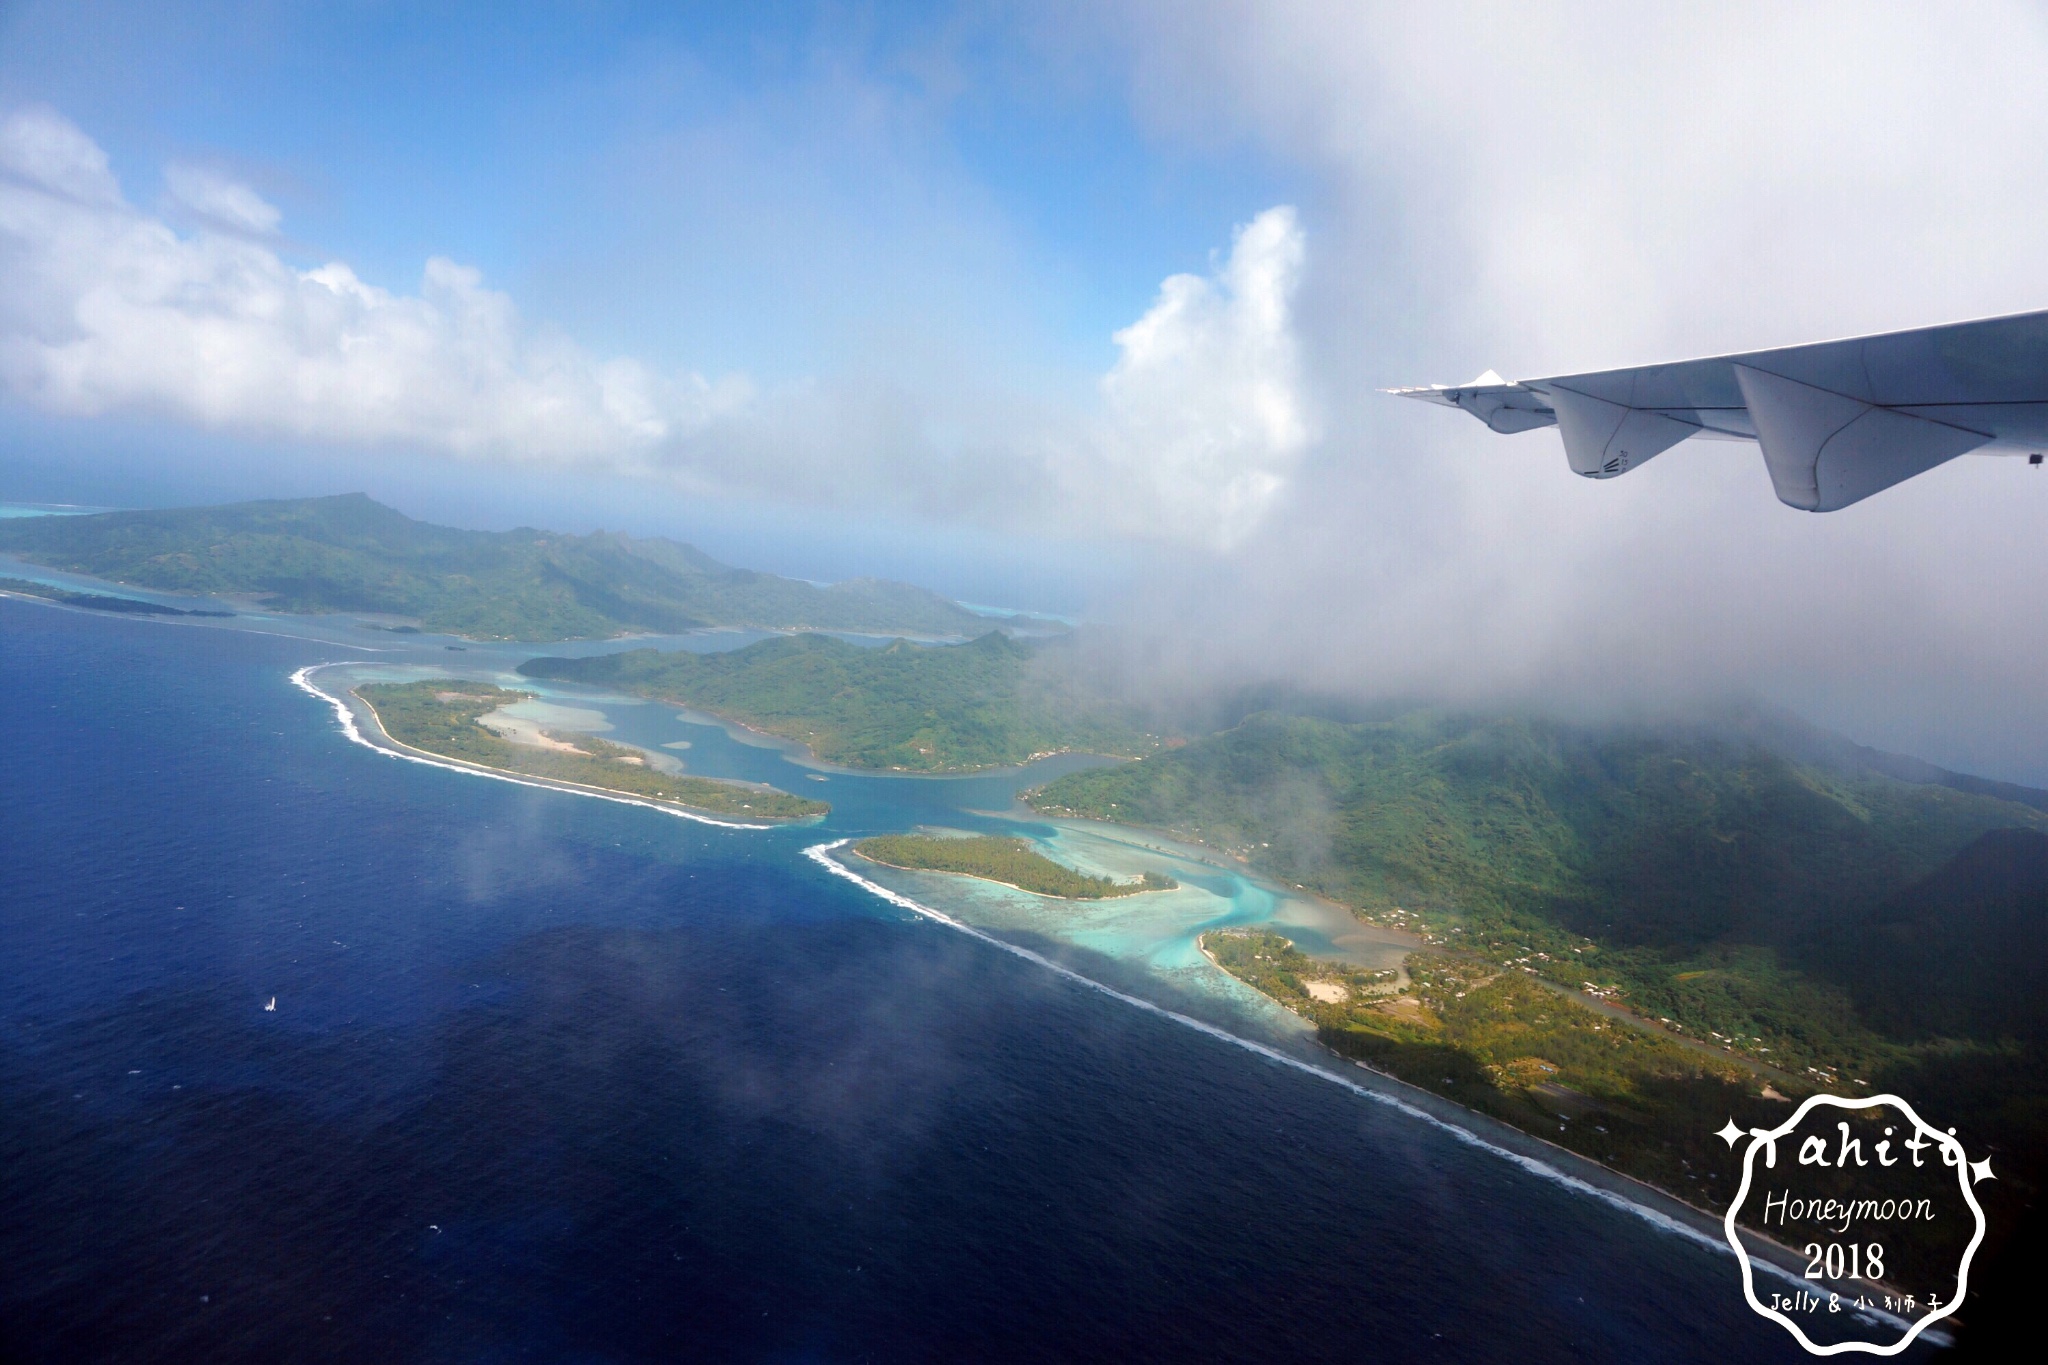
[852,833,1175,899]
[354,680,829,821]
[1,576,233,617]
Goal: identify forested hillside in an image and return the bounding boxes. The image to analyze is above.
[1033,709,2048,1255]
[0,494,990,640]
[521,631,1157,771]
[1028,710,2048,1071]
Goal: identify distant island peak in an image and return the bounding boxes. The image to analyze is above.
[0,493,1003,642]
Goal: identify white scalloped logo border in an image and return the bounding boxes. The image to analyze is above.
[1723,1093,1987,1356]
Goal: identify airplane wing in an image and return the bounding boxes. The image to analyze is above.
[1391,309,2048,510]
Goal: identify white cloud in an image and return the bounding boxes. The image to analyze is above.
[0,106,748,466]
[1103,0,2048,779]
[0,105,118,204]
[162,162,282,235]
[0,105,1312,550]
[1121,1,2048,368]
[1090,204,1310,547]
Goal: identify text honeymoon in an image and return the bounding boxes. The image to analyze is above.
[1760,1192,1935,1234]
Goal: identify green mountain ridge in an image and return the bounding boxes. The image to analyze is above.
[1027,709,2048,921]
[0,493,993,641]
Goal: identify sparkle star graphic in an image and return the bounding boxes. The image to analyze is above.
[1971,1158,1995,1183]
[1717,1119,1746,1148]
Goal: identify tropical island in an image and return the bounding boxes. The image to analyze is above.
[1030,705,2048,1266]
[0,494,996,640]
[853,833,1175,898]
[354,680,829,821]
[20,490,2042,1294]
[519,630,1158,771]
[522,618,2048,1246]
[235,541,2048,1273]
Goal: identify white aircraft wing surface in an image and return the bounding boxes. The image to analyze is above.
[1391,309,2048,510]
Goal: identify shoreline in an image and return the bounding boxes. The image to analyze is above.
[1192,932,1829,1293]
[1187,943,1938,1332]
[803,839,1932,1344]
[15,575,1959,1344]
[1033,807,1784,1073]
[353,682,822,826]
[290,664,779,831]
[902,808,1938,1339]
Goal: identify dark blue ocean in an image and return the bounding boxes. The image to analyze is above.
[0,599,1858,1362]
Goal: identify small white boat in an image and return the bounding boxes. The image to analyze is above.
[264,997,276,1012]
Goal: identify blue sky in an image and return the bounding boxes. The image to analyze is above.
[0,2,1293,377]
[10,2,2048,779]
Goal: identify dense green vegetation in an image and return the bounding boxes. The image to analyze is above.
[1202,928,1399,1000]
[1028,709,2048,1074]
[355,680,828,820]
[520,631,1157,771]
[1205,929,1773,1192]
[1204,927,1994,1289]
[0,495,990,640]
[854,834,1174,898]
[1,577,232,617]
[1034,707,2048,1258]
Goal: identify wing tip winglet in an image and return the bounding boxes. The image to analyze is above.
[1384,371,1519,399]
[1387,374,1559,433]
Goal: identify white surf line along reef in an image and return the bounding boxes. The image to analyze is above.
[291,663,772,832]
[806,838,1926,1334]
